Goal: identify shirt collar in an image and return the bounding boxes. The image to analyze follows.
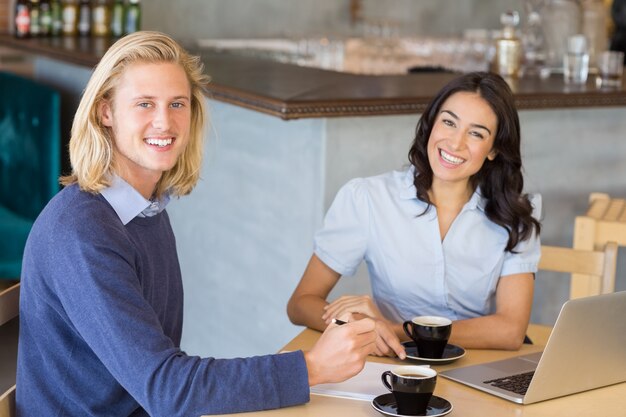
[464,187,486,212]
[399,166,418,200]
[399,166,486,212]
[100,175,170,225]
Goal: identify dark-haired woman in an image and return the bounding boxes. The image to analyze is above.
[287,72,541,357]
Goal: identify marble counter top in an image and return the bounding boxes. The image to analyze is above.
[2,34,625,119]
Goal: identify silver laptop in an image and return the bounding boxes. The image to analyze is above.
[440,291,626,404]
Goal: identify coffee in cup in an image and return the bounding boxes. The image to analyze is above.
[403,316,452,359]
[381,365,437,416]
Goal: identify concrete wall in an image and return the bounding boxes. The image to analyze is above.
[143,0,524,42]
[0,0,525,39]
[168,101,326,358]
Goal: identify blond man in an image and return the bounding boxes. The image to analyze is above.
[16,32,379,417]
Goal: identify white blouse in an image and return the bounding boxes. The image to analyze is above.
[314,168,541,323]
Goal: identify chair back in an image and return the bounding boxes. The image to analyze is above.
[0,283,19,326]
[576,193,626,247]
[572,193,625,299]
[528,243,618,345]
[0,283,19,417]
[540,243,618,299]
[0,385,15,417]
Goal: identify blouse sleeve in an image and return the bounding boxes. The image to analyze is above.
[500,193,542,277]
[314,178,370,277]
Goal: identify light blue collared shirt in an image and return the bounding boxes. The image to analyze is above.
[314,168,541,323]
[100,175,170,225]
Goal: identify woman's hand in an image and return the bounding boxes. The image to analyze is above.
[322,295,384,324]
[371,318,406,359]
[323,295,405,359]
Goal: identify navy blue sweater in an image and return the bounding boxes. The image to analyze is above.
[16,184,309,416]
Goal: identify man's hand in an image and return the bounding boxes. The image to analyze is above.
[304,317,377,386]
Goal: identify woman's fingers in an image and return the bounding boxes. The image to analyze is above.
[323,296,378,321]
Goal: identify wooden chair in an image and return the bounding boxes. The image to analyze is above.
[571,193,626,299]
[0,386,15,417]
[528,243,618,345]
[0,283,19,417]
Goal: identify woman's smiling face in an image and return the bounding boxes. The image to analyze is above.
[427,91,498,188]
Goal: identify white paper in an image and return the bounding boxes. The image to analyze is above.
[310,361,394,401]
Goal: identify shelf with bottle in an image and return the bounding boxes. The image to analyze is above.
[494,10,523,78]
[124,0,140,36]
[92,0,111,36]
[13,0,141,40]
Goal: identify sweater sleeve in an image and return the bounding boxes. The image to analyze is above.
[44,198,310,416]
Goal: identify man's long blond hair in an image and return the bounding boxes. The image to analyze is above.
[60,31,209,197]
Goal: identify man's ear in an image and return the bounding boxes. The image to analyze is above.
[487,149,497,161]
[100,100,113,127]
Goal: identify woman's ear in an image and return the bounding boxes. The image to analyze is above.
[487,149,498,161]
[100,100,113,127]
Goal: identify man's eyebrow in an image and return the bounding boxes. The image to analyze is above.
[440,109,492,135]
[130,95,190,101]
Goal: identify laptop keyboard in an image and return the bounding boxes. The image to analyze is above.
[483,371,535,395]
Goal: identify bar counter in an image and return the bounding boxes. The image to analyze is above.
[1,34,625,119]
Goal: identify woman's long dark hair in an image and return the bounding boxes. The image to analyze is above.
[408,72,540,252]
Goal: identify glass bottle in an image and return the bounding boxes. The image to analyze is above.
[110,0,124,37]
[542,0,582,70]
[50,0,63,36]
[77,0,91,36]
[563,34,590,84]
[92,0,110,36]
[62,0,79,36]
[581,0,608,67]
[124,0,140,34]
[14,0,31,38]
[494,11,523,77]
[29,0,41,37]
[39,0,52,36]
[522,0,548,77]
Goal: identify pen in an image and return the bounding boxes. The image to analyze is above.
[332,318,347,326]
